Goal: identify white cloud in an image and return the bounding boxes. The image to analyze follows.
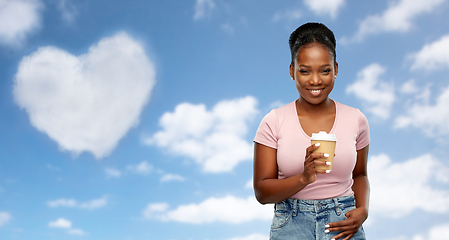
[0,0,43,47]
[193,0,215,20]
[78,197,107,210]
[224,233,269,240]
[47,197,107,210]
[395,85,449,136]
[400,79,419,94]
[105,168,122,178]
[160,174,185,183]
[412,223,449,240]
[67,228,86,236]
[410,34,449,71]
[48,218,72,228]
[343,0,445,43]
[272,8,302,22]
[13,32,156,159]
[400,79,432,105]
[106,162,157,178]
[386,224,449,240]
[47,198,77,208]
[57,0,78,23]
[142,195,272,224]
[126,161,153,175]
[346,63,395,119]
[48,218,86,236]
[144,202,169,213]
[144,96,258,173]
[0,212,11,226]
[369,153,449,218]
[303,0,345,19]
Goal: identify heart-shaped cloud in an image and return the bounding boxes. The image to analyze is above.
[13,32,156,158]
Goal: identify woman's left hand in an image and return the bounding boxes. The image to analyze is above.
[325,207,368,240]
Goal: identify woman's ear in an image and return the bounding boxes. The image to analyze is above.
[289,63,294,80]
[334,61,339,77]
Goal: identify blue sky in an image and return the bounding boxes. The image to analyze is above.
[1,0,449,239]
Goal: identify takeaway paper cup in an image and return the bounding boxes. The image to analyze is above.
[311,131,337,171]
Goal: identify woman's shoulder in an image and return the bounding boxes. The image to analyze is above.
[335,101,366,117]
[259,101,296,126]
[335,101,369,127]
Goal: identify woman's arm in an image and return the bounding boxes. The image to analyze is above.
[253,142,329,204]
[325,145,370,240]
[352,145,370,216]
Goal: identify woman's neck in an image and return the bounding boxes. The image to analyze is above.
[296,97,334,116]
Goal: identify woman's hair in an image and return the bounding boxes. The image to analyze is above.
[289,22,336,65]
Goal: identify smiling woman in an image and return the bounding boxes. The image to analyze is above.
[253,22,370,240]
[291,42,337,109]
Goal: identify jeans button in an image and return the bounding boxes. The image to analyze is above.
[316,203,321,208]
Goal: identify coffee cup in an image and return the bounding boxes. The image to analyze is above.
[310,131,337,171]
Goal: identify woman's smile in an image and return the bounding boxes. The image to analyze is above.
[307,88,324,97]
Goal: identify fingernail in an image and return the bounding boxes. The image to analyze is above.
[315,143,320,147]
[324,153,329,157]
[326,162,331,165]
[325,224,330,228]
[324,229,330,233]
[325,170,331,173]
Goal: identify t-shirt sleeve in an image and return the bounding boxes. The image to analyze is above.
[253,110,278,149]
[356,109,370,150]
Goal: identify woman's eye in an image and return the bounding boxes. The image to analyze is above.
[322,69,331,74]
[299,70,309,74]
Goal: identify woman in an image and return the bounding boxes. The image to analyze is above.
[253,22,370,240]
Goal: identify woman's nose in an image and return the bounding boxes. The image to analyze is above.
[309,73,322,85]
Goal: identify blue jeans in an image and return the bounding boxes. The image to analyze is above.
[270,195,366,240]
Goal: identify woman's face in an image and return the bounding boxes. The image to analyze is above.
[289,42,338,106]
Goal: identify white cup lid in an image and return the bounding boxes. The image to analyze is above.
[311,131,337,141]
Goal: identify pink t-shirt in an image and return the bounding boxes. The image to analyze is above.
[254,100,370,200]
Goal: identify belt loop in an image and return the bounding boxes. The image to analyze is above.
[333,198,341,216]
[292,199,298,217]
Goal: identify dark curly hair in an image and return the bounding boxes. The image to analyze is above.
[289,22,336,65]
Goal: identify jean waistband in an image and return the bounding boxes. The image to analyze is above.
[275,195,355,214]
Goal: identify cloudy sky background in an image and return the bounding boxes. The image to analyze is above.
[1,0,449,239]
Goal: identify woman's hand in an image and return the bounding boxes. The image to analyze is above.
[325,207,368,240]
[301,143,331,185]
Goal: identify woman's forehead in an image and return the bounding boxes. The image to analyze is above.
[295,42,334,63]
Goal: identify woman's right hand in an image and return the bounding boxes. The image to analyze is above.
[301,143,330,185]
